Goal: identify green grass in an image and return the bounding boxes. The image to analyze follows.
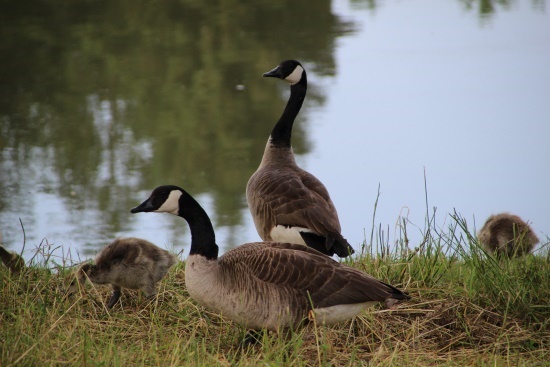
[1,213,549,366]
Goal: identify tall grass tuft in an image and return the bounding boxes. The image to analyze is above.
[450,211,549,328]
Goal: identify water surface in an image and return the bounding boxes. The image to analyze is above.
[1,0,548,263]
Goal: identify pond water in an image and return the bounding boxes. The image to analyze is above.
[1,0,549,263]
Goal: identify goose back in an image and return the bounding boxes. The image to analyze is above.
[89,237,177,287]
[247,164,343,239]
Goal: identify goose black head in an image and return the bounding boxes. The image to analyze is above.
[131,185,183,215]
[263,60,305,85]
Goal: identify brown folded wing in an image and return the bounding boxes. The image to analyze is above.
[219,242,405,309]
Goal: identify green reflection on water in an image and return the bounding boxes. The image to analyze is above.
[0,0,354,252]
[2,0,542,254]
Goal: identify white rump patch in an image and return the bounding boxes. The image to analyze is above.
[270,225,310,245]
[285,65,304,85]
[312,302,378,325]
[157,190,182,215]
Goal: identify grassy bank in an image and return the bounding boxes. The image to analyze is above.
[1,213,548,366]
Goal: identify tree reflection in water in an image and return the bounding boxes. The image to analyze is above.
[0,0,354,255]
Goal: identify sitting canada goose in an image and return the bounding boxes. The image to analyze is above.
[246,60,354,258]
[0,245,25,273]
[67,237,178,308]
[131,185,410,331]
[478,213,539,257]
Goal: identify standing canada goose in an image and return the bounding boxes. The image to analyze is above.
[478,213,539,257]
[246,60,354,258]
[0,245,25,273]
[68,237,178,308]
[131,185,409,331]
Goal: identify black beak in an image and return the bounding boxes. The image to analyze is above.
[131,199,155,213]
[263,65,283,78]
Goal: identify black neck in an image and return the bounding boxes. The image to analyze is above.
[177,192,219,260]
[270,74,307,148]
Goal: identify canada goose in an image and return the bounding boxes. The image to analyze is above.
[131,185,410,331]
[246,60,354,258]
[478,213,539,257]
[68,237,178,308]
[0,245,25,273]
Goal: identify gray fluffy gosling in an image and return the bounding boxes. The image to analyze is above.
[68,237,178,308]
[478,213,539,257]
[246,60,354,258]
[131,185,410,331]
[0,245,25,274]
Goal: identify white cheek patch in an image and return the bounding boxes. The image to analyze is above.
[285,65,304,85]
[270,225,311,245]
[157,190,182,215]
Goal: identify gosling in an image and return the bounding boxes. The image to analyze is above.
[68,237,178,308]
[478,213,539,257]
[0,245,25,273]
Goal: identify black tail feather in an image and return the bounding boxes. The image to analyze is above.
[299,232,354,258]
